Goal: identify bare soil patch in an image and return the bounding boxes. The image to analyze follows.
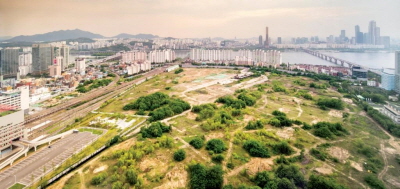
[245,158,273,176]
[328,110,343,118]
[154,164,187,189]
[384,147,397,154]
[276,127,295,140]
[205,132,225,141]
[93,165,108,173]
[328,146,350,162]
[350,161,363,172]
[315,165,333,175]
[139,157,168,177]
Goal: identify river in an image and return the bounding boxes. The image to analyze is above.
[282,51,395,69]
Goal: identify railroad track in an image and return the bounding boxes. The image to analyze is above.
[27,66,167,139]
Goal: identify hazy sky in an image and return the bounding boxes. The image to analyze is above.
[1,0,399,39]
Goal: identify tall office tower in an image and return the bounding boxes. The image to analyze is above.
[395,51,400,93]
[32,44,54,75]
[60,45,70,70]
[375,27,381,45]
[0,48,20,78]
[369,20,376,45]
[277,37,282,44]
[265,27,269,48]
[355,25,363,44]
[363,33,369,44]
[258,35,263,46]
[314,36,319,42]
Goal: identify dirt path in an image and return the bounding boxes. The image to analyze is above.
[359,111,400,181]
[292,97,303,118]
[378,143,389,180]
[174,137,208,161]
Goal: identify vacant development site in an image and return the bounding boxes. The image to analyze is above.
[35,68,400,189]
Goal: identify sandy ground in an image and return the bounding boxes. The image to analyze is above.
[276,127,295,140]
[328,146,350,162]
[154,164,187,189]
[350,161,363,172]
[92,165,108,174]
[315,165,333,175]
[328,110,343,118]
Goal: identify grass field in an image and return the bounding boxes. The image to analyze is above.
[45,68,399,189]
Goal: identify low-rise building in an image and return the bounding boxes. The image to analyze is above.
[381,104,400,123]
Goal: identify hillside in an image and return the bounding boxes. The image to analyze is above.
[44,68,400,189]
[6,29,104,42]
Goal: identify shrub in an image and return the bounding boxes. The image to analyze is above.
[245,120,264,130]
[173,149,186,161]
[308,174,348,189]
[275,164,306,188]
[140,122,171,138]
[243,140,270,158]
[188,163,223,189]
[364,174,386,189]
[91,172,108,185]
[125,170,137,185]
[206,139,227,154]
[212,154,225,163]
[272,110,286,117]
[317,98,344,110]
[189,137,205,149]
[272,141,294,155]
[253,171,273,188]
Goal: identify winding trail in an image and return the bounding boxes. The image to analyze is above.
[378,143,389,180]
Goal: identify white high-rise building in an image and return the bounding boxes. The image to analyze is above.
[148,50,176,63]
[395,51,400,93]
[121,51,147,63]
[75,58,86,75]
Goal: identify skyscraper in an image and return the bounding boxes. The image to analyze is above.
[368,20,376,45]
[0,48,20,77]
[375,27,381,45]
[355,25,363,44]
[265,27,269,48]
[277,37,282,44]
[258,35,263,47]
[60,45,70,70]
[395,51,400,93]
[32,44,54,75]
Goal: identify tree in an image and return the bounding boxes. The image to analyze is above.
[364,174,386,189]
[206,139,227,154]
[308,174,348,189]
[212,154,225,163]
[125,169,138,185]
[243,140,270,158]
[275,164,306,188]
[173,149,186,162]
[253,171,273,187]
[273,141,294,155]
[190,137,204,149]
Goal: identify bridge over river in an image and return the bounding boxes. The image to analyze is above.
[302,49,366,69]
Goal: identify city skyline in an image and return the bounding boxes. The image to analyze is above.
[1,0,399,39]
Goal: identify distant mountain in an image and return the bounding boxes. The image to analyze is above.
[7,29,104,42]
[113,33,159,39]
[0,36,13,41]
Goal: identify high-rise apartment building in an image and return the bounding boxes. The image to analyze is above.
[395,51,400,93]
[0,48,20,78]
[277,37,282,44]
[258,35,263,46]
[355,25,363,44]
[265,27,269,48]
[60,45,70,70]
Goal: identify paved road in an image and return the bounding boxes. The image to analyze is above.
[0,132,97,189]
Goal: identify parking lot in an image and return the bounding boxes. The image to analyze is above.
[0,132,98,189]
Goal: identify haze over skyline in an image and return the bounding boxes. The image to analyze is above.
[1,0,399,39]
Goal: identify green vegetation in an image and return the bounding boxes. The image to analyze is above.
[310,82,328,89]
[123,92,190,121]
[308,174,348,189]
[92,52,115,56]
[364,174,386,189]
[62,173,81,189]
[243,140,270,158]
[97,44,130,52]
[245,120,264,130]
[206,139,227,154]
[272,141,294,155]
[125,169,138,185]
[361,103,400,137]
[212,154,225,163]
[192,103,217,121]
[140,122,171,138]
[91,172,108,185]
[317,98,344,110]
[174,68,184,74]
[78,128,103,135]
[9,183,26,189]
[173,149,186,161]
[188,163,224,189]
[269,110,293,127]
[313,122,348,139]
[76,79,113,93]
[189,137,205,149]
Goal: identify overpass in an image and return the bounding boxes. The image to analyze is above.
[302,49,366,69]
